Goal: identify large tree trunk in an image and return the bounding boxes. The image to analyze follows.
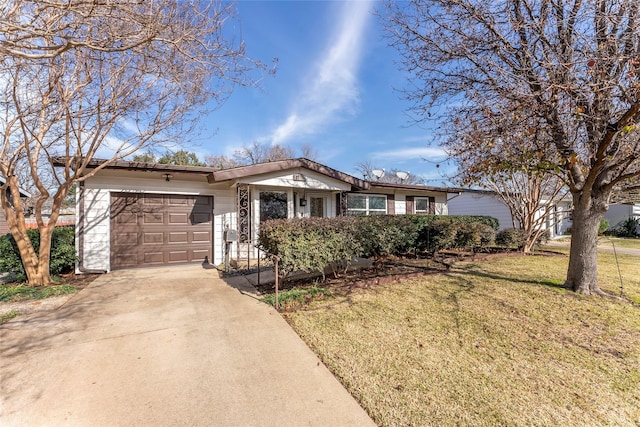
[565,201,605,295]
[2,176,56,286]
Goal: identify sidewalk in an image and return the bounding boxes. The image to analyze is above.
[545,239,640,256]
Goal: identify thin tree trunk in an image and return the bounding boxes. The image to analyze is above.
[565,205,603,295]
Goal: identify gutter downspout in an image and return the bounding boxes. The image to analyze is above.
[77,181,107,274]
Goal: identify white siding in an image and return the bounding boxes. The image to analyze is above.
[448,193,514,230]
[434,193,448,215]
[240,169,352,192]
[395,194,407,215]
[605,203,640,228]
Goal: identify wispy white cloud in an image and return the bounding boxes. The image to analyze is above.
[270,1,373,144]
[371,146,448,160]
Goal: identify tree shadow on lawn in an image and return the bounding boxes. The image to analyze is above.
[451,262,568,290]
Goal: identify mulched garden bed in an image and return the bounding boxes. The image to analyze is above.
[252,249,567,296]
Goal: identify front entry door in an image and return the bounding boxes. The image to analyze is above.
[310,196,326,218]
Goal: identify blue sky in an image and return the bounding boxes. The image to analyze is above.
[192,0,449,184]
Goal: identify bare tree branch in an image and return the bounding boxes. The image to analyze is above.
[0,0,267,285]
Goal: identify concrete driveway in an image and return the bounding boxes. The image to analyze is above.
[0,266,375,427]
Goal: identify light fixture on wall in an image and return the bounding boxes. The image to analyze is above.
[299,198,307,207]
[162,173,173,182]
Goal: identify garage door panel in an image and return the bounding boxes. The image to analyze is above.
[142,212,164,224]
[111,193,213,270]
[168,250,189,263]
[167,195,189,206]
[193,196,213,208]
[192,249,210,260]
[192,231,210,242]
[143,251,165,264]
[113,253,140,267]
[143,232,164,244]
[168,213,189,225]
[168,232,188,243]
[115,213,137,225]
[114,232,139,245]
[143,195,163,205]
[191,213,211,224]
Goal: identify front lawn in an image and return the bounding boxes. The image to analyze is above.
[600,236,640,250]
[0,283,78,303]
[285,252,640,426]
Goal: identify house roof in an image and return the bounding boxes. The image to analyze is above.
[53,156,459,194]
[369,181,461,194]
[207,158,370,190]
[57,158,214,175]
[0,175,32,198]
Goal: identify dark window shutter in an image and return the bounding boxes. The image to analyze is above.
[429,197,436,215]
[406,196,414,214]
[387,194,395,215]
[337,192,348,216]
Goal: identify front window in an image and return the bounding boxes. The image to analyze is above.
[260,191,288,222]
[347,194,387,215]
[415,197,430,214]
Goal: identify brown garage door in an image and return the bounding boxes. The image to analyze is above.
[110,193,213,270]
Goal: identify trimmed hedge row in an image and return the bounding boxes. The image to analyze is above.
[258,215,498,277]
[0,226,76,282]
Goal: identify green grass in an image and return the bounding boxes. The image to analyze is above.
[286,253,640,426]
[551,236,640,250]
[0,309,19,324]
[261,285,331,309]
[599,236,640,250]
[0,283,77,303]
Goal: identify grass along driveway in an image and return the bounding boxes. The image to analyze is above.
[286,253,640,426]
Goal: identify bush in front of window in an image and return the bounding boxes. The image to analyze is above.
[257,214,499,279]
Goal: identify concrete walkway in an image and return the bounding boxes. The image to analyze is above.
[0,266,375,427]
[545,239,640,256]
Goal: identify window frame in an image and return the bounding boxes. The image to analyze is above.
[414,197,430,214]
[259,190,288,222]
[346,194,387,216]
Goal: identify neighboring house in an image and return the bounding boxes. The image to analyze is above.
[66,158,456,272]
[605,203,640,229]
[0,176,32,236]
[448,188,572,237]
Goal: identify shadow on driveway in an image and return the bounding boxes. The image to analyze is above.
[1,266,375,427]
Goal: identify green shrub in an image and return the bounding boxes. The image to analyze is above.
[609,217,640,237]
[455,222,496,251]
[427,220,458,252]
[599,218,610,235]
[257,214,500,278]
[495,228,526,249]
[0,226,76,282]
[258,217,362,278]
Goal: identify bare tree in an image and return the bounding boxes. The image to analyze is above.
[384,0,640,295]
[205,154,242,170]
[232,141,296,165]
[0,0,266,285]
[450,105,570,253]
[300,143,320,161]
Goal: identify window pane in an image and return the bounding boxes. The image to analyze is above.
[260,192,288,222]
[415,198,429,211]
[347,194,366,209]
[369,196,386,210]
